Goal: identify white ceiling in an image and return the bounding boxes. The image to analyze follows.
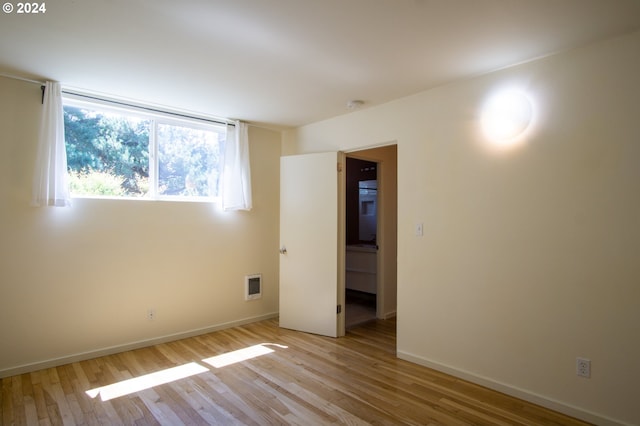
[1,0,640,128]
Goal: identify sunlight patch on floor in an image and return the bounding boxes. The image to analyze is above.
[85,343,288,401]
[202,343,287,368]
[86,362,208,401]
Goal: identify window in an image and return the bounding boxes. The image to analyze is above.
[63,96,226,201]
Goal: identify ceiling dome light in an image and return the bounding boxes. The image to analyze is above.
[481,90,533,144]
[347,100,364,110]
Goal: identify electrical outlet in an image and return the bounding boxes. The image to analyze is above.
[576,357,591,378]
[147,309,156,321]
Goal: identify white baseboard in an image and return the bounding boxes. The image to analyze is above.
[381,310,396,320]
[0,312,279,379]
[397,350,628,426]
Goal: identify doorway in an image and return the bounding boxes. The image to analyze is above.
[344,145,397,329]
[345,157,378,328]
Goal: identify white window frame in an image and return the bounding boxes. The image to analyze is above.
[62,92,229,203]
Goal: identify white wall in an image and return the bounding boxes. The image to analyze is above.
[0,77,281,376]
[285,30,640,425]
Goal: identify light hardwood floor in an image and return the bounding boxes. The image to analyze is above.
[1,318,590,425]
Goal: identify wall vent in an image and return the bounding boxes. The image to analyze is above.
[245,274,262,301]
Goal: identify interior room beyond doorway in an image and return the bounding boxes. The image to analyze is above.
[345,157,378,328]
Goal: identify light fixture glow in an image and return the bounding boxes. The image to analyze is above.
[481,90,533,144]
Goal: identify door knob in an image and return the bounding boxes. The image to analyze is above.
[279,246,287,254]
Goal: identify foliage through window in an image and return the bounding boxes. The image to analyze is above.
[63,98,226,201]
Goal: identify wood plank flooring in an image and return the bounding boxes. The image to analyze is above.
[1,318,591,425]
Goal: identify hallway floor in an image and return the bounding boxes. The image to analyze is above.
[345,289,376,329]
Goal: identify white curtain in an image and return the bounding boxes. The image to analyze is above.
[32,81,71,207]
[221,121,252,211]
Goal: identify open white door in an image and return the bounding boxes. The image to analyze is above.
[279,152,344,337]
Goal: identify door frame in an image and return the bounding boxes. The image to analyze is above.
[344,144,398,323]
[337,152,346,336]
